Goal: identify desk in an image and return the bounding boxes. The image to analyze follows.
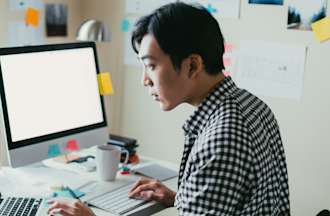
[0,155,179,216]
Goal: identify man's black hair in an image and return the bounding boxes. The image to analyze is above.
[131,2,225,75]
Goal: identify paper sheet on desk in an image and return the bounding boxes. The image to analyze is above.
[0,167,90,197]
[0,169,43,197]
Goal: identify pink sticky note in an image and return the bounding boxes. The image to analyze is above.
[66,139,80,151]
[223,71,231,77]
[223,57,232,67]
[224,43,233,53]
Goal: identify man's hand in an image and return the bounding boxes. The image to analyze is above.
[47,198,96,216]
[128,177,176,207]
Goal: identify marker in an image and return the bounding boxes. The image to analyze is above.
[65,186,81,201]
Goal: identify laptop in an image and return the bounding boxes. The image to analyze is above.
[0,193,47,216]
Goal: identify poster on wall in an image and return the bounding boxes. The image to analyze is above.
[125,0,176,14]
[122,16,141,67]
[45,4,68,37]
[8,21,44,46]
[7,0,45,47]
[248,0,283,5]
[287,0,327,31]
[9,0,43,10]
[181,0,241,18]
[236,40,306,100]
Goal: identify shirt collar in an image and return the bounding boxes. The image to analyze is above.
[182,76,237,135]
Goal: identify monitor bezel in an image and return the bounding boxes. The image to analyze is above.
[0,42,108,150]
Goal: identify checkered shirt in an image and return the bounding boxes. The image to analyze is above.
[174,77,290,215]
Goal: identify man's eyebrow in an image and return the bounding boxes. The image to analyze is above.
[138,55,157,61]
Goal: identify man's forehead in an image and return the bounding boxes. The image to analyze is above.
[138,34,161,59]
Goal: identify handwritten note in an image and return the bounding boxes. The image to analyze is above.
[312,17,330,43]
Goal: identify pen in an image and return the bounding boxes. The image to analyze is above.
[65,186,81,201]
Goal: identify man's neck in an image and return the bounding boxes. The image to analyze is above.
[189,72,226,107]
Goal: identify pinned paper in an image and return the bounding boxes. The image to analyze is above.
[9,0,27,10]
[312,17,330,43]
[98,72,114,95]
[25,7,40,27]
[121,19,130,32]
[48,144,61,158]
[65,139,80,151]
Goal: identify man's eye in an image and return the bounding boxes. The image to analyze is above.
[147,65,155,70]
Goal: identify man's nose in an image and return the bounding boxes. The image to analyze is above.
[141,71,153,87]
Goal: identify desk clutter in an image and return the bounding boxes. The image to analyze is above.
[43,134,140,174]
[108,134,140,165]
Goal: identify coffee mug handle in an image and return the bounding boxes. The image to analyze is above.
[121,149,129,165]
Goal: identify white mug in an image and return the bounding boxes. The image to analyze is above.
[96,145,129,181]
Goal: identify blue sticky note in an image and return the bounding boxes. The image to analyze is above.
[121,19,130,32]
[206,4,217,14]
[47,144,61,158]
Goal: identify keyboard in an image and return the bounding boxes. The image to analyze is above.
[86,183,148,215]
[0,196,43,216]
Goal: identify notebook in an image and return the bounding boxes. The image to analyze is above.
[132,163,178,181]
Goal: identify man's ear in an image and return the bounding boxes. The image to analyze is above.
[188,54,203,79]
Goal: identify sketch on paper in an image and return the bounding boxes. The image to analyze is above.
[236,40,306,100]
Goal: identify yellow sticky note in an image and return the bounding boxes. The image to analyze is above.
[311,17,330,43]
[25,7,40,27]
[98,72,114,95]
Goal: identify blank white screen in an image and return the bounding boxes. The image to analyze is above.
[0,47,104,142]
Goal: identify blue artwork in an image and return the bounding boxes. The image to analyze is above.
[249,0,283,5]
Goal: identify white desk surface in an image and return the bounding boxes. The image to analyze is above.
[0,155,179,216]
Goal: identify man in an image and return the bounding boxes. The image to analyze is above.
[48,2,290,215]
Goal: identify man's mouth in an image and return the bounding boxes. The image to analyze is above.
[151,93,160,101]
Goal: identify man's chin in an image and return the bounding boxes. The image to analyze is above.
[159,102,176,111]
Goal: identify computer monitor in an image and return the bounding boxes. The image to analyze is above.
[0,42,108,167]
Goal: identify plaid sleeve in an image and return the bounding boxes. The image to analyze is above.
[176,119,253,215]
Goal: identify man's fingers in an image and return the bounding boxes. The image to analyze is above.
[140,190,164,202]
[47,200,71,214]
[48,207,71,216]
[128,181,159,198]
[129,177,151,193]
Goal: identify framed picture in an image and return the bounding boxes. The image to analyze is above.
[46,4,68,36]
[248,0,283,5]
[287,0,327,30]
